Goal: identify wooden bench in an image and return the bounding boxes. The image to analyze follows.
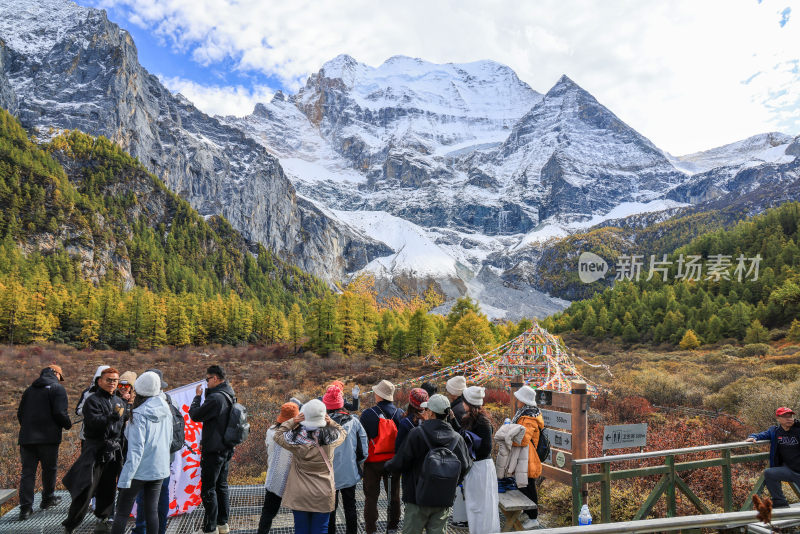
[0,489,16,507]
[498,489,537,532]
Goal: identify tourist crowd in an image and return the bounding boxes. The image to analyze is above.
[17,363,549,534]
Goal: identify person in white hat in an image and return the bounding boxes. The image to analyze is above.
[274,399,346,534]
[459,386,500,534]
[445,376,468,526]
[75,365,110,445]
[511,385,544,529]
[445,376,468,424]
[111,372,173,534]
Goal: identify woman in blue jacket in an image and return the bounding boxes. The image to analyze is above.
[111,372,173,534]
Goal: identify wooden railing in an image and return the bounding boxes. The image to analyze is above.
[569,440,782,525]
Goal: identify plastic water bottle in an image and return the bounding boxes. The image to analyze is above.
[578,504,592,526]
[503,418,511,425]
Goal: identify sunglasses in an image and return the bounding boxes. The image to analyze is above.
[117,383,132,389]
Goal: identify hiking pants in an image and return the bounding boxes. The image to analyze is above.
[363,461,400,533]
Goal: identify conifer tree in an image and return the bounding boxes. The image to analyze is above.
[679,329,701,350]
[744,319,770,344]
[440,310,495,365]
[406,308,436,357]
[287,303,304,352]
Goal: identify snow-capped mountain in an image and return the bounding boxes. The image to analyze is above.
[0,0,391,284]
[670,132,795,174]
[2,0,798,320]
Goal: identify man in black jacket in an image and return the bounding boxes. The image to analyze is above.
[63,367,128,533]
[17,364,71,520]
[189,365,235,534]
[385,394,472,534]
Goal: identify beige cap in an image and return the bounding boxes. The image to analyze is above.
[446,376,467,396]
[374,379,395,402]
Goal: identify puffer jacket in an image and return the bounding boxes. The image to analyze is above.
[329,410,368,490]
[512,407,545,479]
[118,394,172,488]
[494,423,529,487]
[265,425,293,496]
[18,367,72,445]
[274,419,346,512]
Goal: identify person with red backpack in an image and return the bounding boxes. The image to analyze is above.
[359,380,405,534]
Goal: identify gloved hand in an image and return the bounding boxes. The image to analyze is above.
[352,385,360,398]
[112,403,125,419]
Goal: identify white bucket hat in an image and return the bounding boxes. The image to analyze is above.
[301,399,327,429]
[374,380,395,402]
[463,386,485,406]
[446,376,467,396]
[514,385,538,407]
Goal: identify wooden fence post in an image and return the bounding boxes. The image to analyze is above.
[571,380,589,505]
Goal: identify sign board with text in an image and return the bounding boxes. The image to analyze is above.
[543,427,572,451]
[602,423,647,450]
[541,408,572,430]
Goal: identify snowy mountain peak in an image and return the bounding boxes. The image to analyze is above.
[320,54,367,87]
[310,54,541,120]
[0,0,97,59]
[672,131,796,174]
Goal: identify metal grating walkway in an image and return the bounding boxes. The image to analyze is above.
[0,483,481,533]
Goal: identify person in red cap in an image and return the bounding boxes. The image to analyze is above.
[747,406,800,507]
[395,388,429,452]
[327,380,360,412]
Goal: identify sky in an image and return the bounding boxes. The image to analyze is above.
[86,0,799,156]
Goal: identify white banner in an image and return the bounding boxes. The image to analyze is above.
[167,380,206,517]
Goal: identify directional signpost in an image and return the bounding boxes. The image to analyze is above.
[512,381,589,486]
[602,423,647,450]
[541,409,572,430]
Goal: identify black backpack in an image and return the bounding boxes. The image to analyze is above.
[220,392,250,448]
[416,430,463,507]
[165,393,186,454]
[536,428,551,462]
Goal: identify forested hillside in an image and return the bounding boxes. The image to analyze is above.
[541,202,800,346]
[0,109,328,348]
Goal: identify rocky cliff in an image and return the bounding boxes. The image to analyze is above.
[0,0,389,282]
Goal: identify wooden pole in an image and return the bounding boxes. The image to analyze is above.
[510,381,522,418]
[571,380,589,504]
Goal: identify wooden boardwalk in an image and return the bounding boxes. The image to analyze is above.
[0,483,482,533]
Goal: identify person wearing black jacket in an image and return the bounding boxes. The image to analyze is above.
[189,365,235,534]
[385,394,472,534]
[17,364,71,520]
[445,376,467,424]
[460,386,500,533]
[63,367,128,534]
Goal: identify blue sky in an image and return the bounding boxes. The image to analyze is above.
[87,0,799,155]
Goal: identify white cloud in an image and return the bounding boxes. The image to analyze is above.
[97,0,799,154]
[157,76,273,117]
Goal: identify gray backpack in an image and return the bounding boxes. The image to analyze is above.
[416,430,462,507]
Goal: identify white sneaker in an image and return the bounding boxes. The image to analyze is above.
[191,529,218,534]
[218,525,230,534]
[522,518,540,529]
